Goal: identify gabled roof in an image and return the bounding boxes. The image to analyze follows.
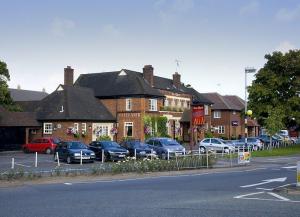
[202,93,241,111]
[74,70,164,98]
[9,88,48,102]
[0,105,40,127]
[223,95,245,110]
[16,101,40,112]
[35,85,115,121]
[183,87,213,105]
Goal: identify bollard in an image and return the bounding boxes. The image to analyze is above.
[167,149,170,161]
[102,149,105,163]
[206,151,209,169]
[11,158,14,169]
[134,149,137,160]
[230,150,232,167]
[222,147,224,157]
[56,152,60,167]
[35,152,38,167]
[198,147,201,159]
[80,150,83,165]
[151,149,153,161]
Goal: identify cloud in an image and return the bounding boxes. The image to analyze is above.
[51,18,75,37]
[154,0,194,24]
[275,41,296,53]
[239,1,259,16]
[102,24,120,38]
[276,5,300,21]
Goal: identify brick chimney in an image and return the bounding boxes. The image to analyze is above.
[64,66,74,86]
[143,65,154,86]
[173,72,181,88]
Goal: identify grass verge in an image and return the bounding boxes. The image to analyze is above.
[251,144,300,157]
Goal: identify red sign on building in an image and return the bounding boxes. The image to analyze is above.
[192,106,205,125]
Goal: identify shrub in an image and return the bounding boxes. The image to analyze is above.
[97,135,111,141]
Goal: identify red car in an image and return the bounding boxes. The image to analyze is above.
[22,138,61,154]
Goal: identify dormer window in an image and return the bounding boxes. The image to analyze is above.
[119,70,127,76]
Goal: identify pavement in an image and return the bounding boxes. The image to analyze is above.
[0,155,299,217]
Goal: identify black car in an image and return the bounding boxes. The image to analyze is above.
[54,141,95,164]
[89,141,129,161]
[120,140,157,158]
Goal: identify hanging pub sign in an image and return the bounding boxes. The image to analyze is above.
[192,105,205,125]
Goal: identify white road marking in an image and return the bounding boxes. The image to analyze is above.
[282,166,297,169]
[14,163,31,168]
[64,183,72,185]
[234,192,264,199]
[268,192,290,201]
[240,177,287,188]
[256,187,273,191]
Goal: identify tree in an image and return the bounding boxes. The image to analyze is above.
[248,50,300,130]
[0,59,20,111]
[264,106,285,149]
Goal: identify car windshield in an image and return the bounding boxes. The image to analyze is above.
[68,142,87,149]
[131,141,148,148]
[101,141,121,148]
[160,138,180,146]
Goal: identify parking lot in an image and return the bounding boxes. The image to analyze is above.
[0,151,104,174]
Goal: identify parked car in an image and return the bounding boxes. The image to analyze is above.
[119,140,157,158]
[198,138,235,153]
[89,141,129,161]
[231,137,263,150]
[54,141,95,164]
[145,137,185,159]
[258,135,280,146]
[22,137,61,154]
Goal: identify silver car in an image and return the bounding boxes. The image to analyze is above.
[198,138,235,153]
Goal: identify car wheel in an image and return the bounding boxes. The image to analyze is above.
[200,146,206,154]
[66,156,72,164]
[224,148,229,154]
[45,148,52,154]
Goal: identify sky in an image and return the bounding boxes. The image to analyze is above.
[0,0,299,98]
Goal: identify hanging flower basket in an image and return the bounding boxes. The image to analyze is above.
[144,125,151,135]
[110,127,118,135]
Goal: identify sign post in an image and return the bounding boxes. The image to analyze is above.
[297,161,300,187]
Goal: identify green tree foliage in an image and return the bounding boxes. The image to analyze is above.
[248,50,300,129]
[0,59,21,111]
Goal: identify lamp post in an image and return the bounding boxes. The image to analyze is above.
[245,67,256,148]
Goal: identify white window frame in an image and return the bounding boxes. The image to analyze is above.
[217,126,225,134]
[124,122,133,137]
[126,98,132,111]
[82,123,87,132]
[149,99,157,111]
[74,123,79,133]
[214,111,221,118]
[164,99,169,107]
[204,105,208,115]
[43,123,53,134]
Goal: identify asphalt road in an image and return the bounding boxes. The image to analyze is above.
[0,156,299,217]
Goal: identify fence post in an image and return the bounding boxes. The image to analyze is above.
[222,147,224,157]
[134,149,137,160]
[35,152,38,167]
[80,150,83,165]
[230,150,232,167]
[167,149,170,161]
[56,152,60,167]
[151,149,153,161]
[11,158,14,169]
[206,151,209,169]
[102,149,105,163]
[198,147,201,159]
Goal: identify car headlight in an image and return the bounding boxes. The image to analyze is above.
[108,150,113,154]
[73,153,80,157]
[90,153,95,156]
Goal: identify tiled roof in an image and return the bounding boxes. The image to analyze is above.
[223,95,245,110]
[74,70,164,98]
[9,88,48,102]
[0,106,40,127]
[202,93,242,110]
[35,85,115,121]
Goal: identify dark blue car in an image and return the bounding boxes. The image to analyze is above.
[54,141,95,164]
[120,140,157,158]
[89,141,129,161]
